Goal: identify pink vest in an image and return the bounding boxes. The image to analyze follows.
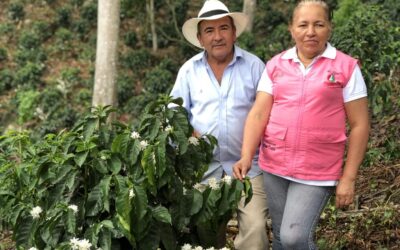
[259,50,358,180]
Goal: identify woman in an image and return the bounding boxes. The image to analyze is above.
[233,0,370,249]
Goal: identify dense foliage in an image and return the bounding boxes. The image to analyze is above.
[0,0,399,249]
[0,96,252,249]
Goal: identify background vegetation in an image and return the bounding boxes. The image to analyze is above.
[0,0,399,249]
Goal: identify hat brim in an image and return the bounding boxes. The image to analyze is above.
[182,12,248,48]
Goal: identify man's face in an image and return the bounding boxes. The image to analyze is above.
[197,16,236,63]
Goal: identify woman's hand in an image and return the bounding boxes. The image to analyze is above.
[232,158,252,181]
[335,177,356,208]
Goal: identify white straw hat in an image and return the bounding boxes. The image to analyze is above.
[182,0,249,48]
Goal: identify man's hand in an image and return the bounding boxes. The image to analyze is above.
[192,130,201,138]
[232,158,252,181]
[335,177,356,208]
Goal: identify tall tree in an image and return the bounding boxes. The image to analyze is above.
[92,0,121,111]
[243,0,256,32]
[147,0,158,52]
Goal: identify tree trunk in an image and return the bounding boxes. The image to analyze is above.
[243,0,256,32]
[147,0,158,52]
[92,0,120,111]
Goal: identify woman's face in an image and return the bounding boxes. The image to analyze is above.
[290,3,331,60]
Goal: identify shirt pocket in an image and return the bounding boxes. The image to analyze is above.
[306,132,347,170]
[261,125,288,164]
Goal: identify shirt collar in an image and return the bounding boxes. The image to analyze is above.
[281,42,336,61]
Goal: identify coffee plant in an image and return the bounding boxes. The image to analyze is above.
[0,95,252,250]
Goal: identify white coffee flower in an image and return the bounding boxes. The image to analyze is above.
[129,189,135,199]
[194,246,203,250]
[193,183,206,193]
[222,175,232,185]
[208,177,219,190]
[78,239,92,250]
[30,206,43,219]
[206,248,216,250]
[188,136,199,146]
[139,140,149,150]
[165,125,173,133]
[68,204,78,214]
[181,244,192,250]
[28,247,38,250]
[70,237,92,250]
[70,237,80,250]
[130,131,140,139]
[219,248,230,250]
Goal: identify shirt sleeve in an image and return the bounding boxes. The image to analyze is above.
[343,64,368,102]
[169,66,192,116]
[256,67,273,94]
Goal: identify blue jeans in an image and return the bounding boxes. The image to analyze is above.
[263,172,333,250]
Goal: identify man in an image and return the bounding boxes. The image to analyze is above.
[170,1,269,249]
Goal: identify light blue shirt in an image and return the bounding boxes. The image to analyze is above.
[170,45,265,182]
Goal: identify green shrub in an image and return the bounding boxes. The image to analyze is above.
[60,67,81,86]
[117,74,135,106]
[331,4,399,115]
[0,69,14,93]
[71,0,84,6]
[27,87,79,137]
[39,87,65,114]
[72,19,91,40]
[121,0,142,19]
[123,94,153,119]
[0,23,14,36]
[0,47,8,62]
[16,90,40,124]
[36,105,79,138]
[334,0,362,27]
[120,48,154,71]
[237,32,256,51]
[56,6,72,27]
[14,62,45,88]
[124,31,138,48]
[74,89,92,108]
[15,48,47,65]
[143,67,174,94]
[0,96,251,249]
[253,23,292,61]
[32,20,54,41]
[18,31,41,50]
[363,0,400,22]
[54,28,74,55]
[44,0,57,4]
[80,1,98,22]
[7,1,25,21]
